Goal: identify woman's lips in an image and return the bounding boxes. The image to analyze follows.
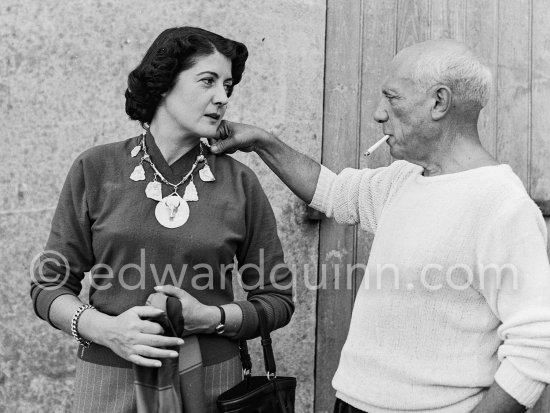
[204,113,220,120]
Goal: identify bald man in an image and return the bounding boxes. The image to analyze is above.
[212,40,550,413]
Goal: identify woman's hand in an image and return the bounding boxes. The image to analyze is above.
[96,306,184,368]
[210,120,272,155]
[154,285,220,335]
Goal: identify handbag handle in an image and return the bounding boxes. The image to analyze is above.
[238,301,277,378]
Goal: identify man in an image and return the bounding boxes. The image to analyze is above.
[211,40,550,413]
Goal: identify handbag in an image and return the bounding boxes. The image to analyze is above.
[216,301,297,413]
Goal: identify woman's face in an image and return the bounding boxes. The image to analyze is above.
[156,51,233,138]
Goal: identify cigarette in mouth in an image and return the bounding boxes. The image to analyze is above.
[364,135,390,156]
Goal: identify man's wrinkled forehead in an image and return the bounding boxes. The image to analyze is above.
[380,57,416,92]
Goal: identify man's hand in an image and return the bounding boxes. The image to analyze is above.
[211,119,321,204]
[210,120,271,154]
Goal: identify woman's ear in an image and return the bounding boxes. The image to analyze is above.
[431,85,452,121]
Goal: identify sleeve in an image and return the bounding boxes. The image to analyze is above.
[30,156,95,328]
[309,160,418,233]
[476,197,550,408]
[232,171,295,340]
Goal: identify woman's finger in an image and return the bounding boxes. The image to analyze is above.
[139,333,184,348]
[154,284,186,299]
[133,344,179,360]
[127,354,162,368]
[139,320,164,335]
[132,305,166,319]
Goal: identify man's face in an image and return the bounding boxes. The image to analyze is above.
[373,58,435,162]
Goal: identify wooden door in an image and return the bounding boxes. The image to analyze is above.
[315,1,550,412]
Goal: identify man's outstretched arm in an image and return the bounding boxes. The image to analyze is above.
[211,120,321,204]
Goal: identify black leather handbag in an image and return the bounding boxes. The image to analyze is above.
[216,301,297,413]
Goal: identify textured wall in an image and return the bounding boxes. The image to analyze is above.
[0,1,325,411]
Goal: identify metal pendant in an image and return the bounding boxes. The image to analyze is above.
[145,181,162,201]
[183,179,198,202]
[130,164,146,181]
[199,164,215,182]
[155,194,189,228]
[131,145,141,157]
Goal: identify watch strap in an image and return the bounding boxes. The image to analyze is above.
[215,305,226,334]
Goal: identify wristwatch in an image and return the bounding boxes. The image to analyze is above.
[215,305,226,335]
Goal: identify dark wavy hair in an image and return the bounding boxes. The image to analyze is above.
[125,27,248,126]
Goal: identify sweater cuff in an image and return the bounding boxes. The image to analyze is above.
[309,164,336,213]
[494,358,546,408]
[32,288,75,329]
[233,300,259,339]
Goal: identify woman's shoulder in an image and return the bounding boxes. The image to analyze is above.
[75,136,139,165]
[210,153,261,182]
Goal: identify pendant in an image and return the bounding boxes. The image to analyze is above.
[145,181,162,201]
[130,164,146,181]
[131,145,141,157]
[183,179,198,202]
[199,164,215,182]
[155,194,189,228]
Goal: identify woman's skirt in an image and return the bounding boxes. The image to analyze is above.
[73,355,243,413]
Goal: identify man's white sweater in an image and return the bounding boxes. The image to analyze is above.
[310,160,550,412]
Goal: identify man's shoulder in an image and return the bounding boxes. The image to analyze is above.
[479,164,529,199]
[477,165,542,218]
[389,160,424,174]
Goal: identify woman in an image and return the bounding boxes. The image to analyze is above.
[30,27,294,412]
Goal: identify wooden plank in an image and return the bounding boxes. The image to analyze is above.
[354,0,398,292]
[531,7,550,390]
[530,0,550,212]
[430,0,467,41]
[464,0,499,157]
[396,0,431,50]
[315,0,363,411]
[495,0,531,185]
[531,0,550,259]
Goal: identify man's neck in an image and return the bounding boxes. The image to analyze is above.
[420,127,499,176]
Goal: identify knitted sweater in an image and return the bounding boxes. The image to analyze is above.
[30,132,294,368]
[310,160,550,412]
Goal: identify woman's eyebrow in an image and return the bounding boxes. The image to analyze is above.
[196,71,219,78]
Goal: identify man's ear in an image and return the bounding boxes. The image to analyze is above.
[431,85,452,121]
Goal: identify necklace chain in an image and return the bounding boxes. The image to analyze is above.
[139,132,205,193]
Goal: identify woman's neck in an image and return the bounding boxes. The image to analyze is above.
[149,118,199,166]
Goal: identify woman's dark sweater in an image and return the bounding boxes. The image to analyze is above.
[30,132,294,368]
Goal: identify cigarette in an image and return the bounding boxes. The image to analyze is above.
[364,135,390,156]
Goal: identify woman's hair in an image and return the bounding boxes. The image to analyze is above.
[125,27,248,126]
[408,40,492,108]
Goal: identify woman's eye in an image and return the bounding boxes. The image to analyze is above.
[223,84,232,93]
[201,78,214,86]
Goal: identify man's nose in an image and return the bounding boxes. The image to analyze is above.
[373,102,388,123]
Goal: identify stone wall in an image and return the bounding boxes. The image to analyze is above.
[0,1,325,411]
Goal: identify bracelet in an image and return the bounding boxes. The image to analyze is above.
[71,304,95,348]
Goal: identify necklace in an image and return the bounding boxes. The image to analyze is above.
[129,131,216,228]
